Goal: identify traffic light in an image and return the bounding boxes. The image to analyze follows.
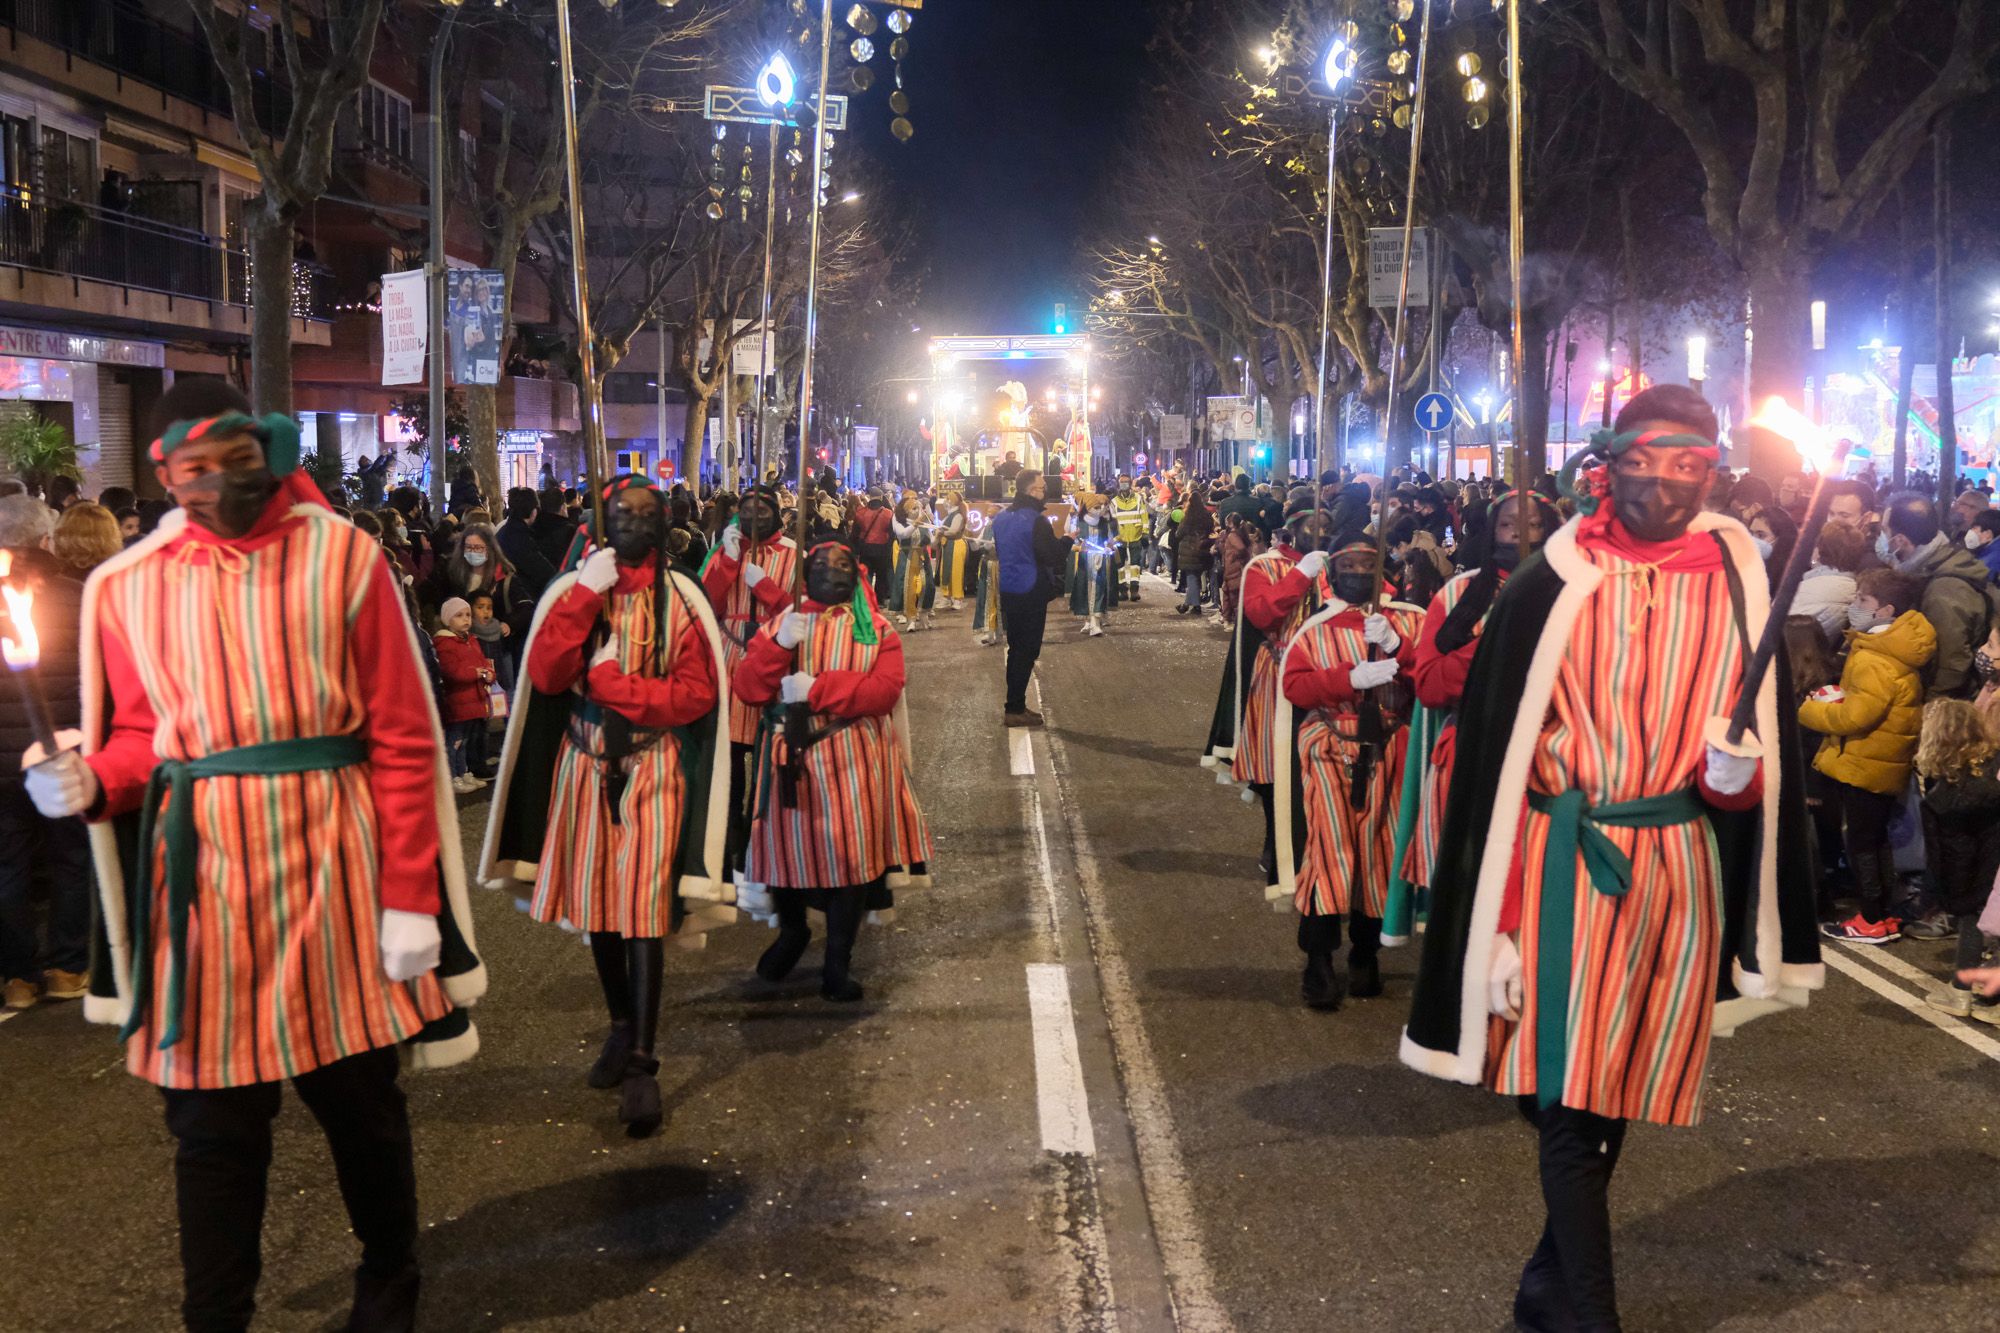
[1053,302,1067,335]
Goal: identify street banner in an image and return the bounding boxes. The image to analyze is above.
[853,425,878,458]
[447,269,505,386]
[1367,226,1431,309]
[1161,413,1190,451]
[380,270,427,386]
[1206,395,1261,442]
[731,322,774,377]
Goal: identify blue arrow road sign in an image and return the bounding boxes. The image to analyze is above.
[1413,392,1453,434]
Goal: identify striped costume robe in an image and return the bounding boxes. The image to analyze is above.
[733,600,933,903]
[1400,570,1491,893]
[78,484,485,1090]
[480,559,735,945]
[1403,514,1824,1128]
[702,535,799,746]
[1226,548,1323,786]
[1273,600,1425,918]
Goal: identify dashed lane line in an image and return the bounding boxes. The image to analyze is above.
[1011,726,1036,776]
[1824,943,2000,1063]
[1028,964,1098,1156]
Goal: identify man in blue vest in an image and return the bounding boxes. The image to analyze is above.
[992,470,1063,728]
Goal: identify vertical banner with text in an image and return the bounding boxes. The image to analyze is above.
[380,270,428,386]
[447,269,505,386]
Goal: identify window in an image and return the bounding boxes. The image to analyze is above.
[36,125,95,203]
[357,82,413,162]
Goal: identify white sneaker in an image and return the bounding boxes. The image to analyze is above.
[466,774,488,789]
[451,773,475,793]
[1085,621,1105,638]
[978,632,997,646]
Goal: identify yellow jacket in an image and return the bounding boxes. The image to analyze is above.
[1798,610,1936,794]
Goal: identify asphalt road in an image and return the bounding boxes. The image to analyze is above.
[7,569,2000,1331]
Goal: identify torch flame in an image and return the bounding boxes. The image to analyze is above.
[0,550,39,671]
[1748,396,1842,475]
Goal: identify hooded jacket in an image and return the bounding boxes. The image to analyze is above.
[1904,535,1994,698]
[1798,609,1936,794]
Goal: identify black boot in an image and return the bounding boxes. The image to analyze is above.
[1298,914,1343,1010]
[586,932,634,1088]
[346,1260,420,1333]
[757,896,813,982]
[1348,914,1384,998]
[821,883,869,1002]
[619,938,667,1136]
[618,1053,664,1138]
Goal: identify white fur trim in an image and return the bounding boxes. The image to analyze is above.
[403,1022,480,1072]
[82,992,128,1027]
[1399,1027,1481,1084]
[443,961,488,1005]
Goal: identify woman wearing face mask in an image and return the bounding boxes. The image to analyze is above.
[732,541,933,1003]
[1069,495,1117,638]
[1748,506,1797,586]
[421,524,532,648]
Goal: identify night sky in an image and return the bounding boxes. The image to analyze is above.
[862,0,1156,335]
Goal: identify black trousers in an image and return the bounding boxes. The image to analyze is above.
[1516,1097,1627,1332]
[1251,782,1277,886]
[999,590,1048,713]
[1833,781,1899,919]
[860,543,894,606]
[0,776,91,978]
[726,741,755,876]
[161,1045,418,1333]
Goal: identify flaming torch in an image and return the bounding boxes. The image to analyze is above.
[1724,397,1849,746]
[0,553,56,758]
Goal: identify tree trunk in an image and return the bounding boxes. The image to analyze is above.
[1742,246,1815,479]
[1516,312,1553,487]
[246,201,297,413]
[1265,384,1296,484]
[681,391,711,485]
[465,385,502,508]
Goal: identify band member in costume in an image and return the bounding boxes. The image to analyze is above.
[1069,495,1117,637]
[480,475,732,1138]
[734,541,933,1002]
[1274,542,1425,1007]
[699,483,798,868]
[23,379,486,1330]
[1203,498,1338,888]
[1402,387,1822,1331]
[1390,489,1559,939]
[890,493,936,632]
[935,488,969,610]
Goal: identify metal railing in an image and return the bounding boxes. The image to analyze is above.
[0,0,293,128]
[0,187,331,317]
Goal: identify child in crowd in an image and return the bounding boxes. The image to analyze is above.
[469,591,514,694]
[433,596,495,792]
[1802,569,1935,944]
[1915,699,2000,1018]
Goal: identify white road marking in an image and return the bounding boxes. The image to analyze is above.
[1824,945,2000,1063]
[0,1009,18,1027]
[1027,963,1098,1156]
[1838,936,1958,990]
[1010,726,1036,776]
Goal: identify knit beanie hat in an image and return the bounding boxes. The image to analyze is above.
[440,596,470,624]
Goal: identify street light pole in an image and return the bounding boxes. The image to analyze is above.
[553,0,608,538]
[791,0,836,590]
[427,12,453,523]
[1313,90,1342,479]
[753,119,779,487]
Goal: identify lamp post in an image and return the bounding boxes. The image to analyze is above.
[791,0,837,591]
[1811,298,1828,427]
[1312,33,1357,480]
[751,52,795,489]
[1687,334,1708,400]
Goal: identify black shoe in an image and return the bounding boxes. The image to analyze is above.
[346,1260,420,1333]
[1348,952,1382,999]
[1513,1277,1578,1333]
[1129,587,1141,602]
[821,975,865,1003]
[586,1021,634,1089]
[1175,604,1191,616]
[756,927,812,983]
[619,1053,664,1138]
[1301,953,1344,1010]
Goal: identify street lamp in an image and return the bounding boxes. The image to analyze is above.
[1687,334,1707,400]
[1312,29,1359,479]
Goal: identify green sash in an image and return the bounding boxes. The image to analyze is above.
[1524,787,1705,1110]
[122,734,369,1049]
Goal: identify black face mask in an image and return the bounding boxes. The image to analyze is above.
[1333,572,1377,606]
[807,563,857,607]
[607,510,665,564]
[741,503,779,542]
[1611,474,1703,543]
[174,466,280,539]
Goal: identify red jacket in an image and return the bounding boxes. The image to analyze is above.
[852,503,895,549]
[434,630,493,723]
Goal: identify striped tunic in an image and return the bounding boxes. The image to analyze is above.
[1287,607,1424,918]
[530,583,705,937]
[1402,571,1483,890]
[94,514,451,1089]
[710,538,799,745]
[1232,551,1318,786]
[1483,543,1745,1127]
[741,607,930,889]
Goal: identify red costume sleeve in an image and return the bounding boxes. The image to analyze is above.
[733,625,792,707]
[1281,636,1356,710]
[586,612,718,728]
[526,582,605,696]
[351,559,443,916]
[1411,590,1477,710]
[1243,560,1308,634]
[86,620,162,820]
[1496,806,1529,936]
[701,550,741,603]
[809,629,905,718]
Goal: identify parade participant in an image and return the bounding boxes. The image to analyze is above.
[700,483,799,867]
[1201,497,1338,889]
[890,493,937,632]
[1111,473,1149,602]
[1070,494,1117,637]
[734,540,933,1001]
[1273,542,1425,1008]
[1402,387,1820,1332]
[481,474,732,1138]
[24,379,485,1330]
[935,487,970,610]
[971,522,1005,648]
[1390,490,1559,937]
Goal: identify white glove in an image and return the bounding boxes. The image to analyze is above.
[379,909,441,982]
[1363,613,1402,653]
[578,546,619,594]
[1701,715,1759,797]
[1489,932,1523,1021]
[775,611,809,649]
[1295,549,1329,580]
[1348,657,1401,690]
[22,732,97,819]
[721,523,744,560]
[590,637,621,672]
[744,561,766,588]
[780,671,816,704]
